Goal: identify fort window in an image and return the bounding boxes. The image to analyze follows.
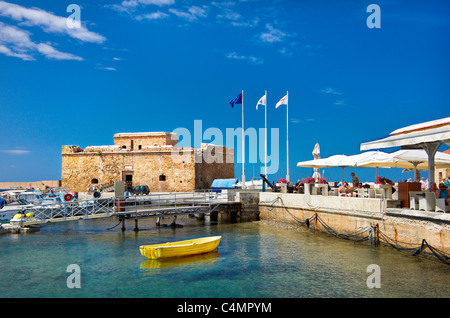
[91,178,99,184]
[159,175,166,182]
[122,145,126,149]
[138,145,142,150]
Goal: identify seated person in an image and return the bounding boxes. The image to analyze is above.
[437,183,450,208]
[338,182,352,197]
[429,182,438,195]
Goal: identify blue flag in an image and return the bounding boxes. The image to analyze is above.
[229,93,242,108]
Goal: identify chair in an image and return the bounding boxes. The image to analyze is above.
[436,198,450,213]
[356,189,368,198]
[418,192,436,212]
[368,189,375,198]
[409,191,423,210]
[374,189,384,199]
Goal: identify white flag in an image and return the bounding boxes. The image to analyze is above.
[275,94,288,108]
[256,94,266,110]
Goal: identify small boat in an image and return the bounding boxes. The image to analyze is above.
[0,199,34,223]
[10,211,37,225]
[139,236,221,260]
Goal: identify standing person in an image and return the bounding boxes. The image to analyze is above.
[420,177,429,190]
[350,172,359,190]
[444,177,450,188]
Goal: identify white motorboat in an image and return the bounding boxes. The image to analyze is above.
[0,199,34,223]
[3,190,44,205]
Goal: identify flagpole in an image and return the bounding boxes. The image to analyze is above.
[286,90,289,182]
[242,90,245,188]
[264,90,267,177]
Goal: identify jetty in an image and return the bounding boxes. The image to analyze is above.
[0,190,243,232]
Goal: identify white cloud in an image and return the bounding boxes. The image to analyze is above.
[212,1,258,27]
[124,0,174,6]
[1,149,31,155]
[0,22,83,61]
[112,0,174,12]
[321,88,343,95]
[136,11,169,20]
[226,51,263,64]
[260,24,286,43]
[0,44,33,60]
[139,0,174,6]
[0,1,105,43]
[333,100,346,106]
[36,43,82,61]
[96,66,117,71]
[169,6,207,22]
[279,47,292,56]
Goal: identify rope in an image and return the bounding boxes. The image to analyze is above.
[106,219,122,230]
[268,196,450,265]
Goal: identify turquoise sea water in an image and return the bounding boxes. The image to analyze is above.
[0,217,449,298]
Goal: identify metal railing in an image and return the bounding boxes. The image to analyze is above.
[15,197,115,224]
[113,189,237,215]
[11,189,239,225]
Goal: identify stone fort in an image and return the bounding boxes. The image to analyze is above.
[62,132,234,193]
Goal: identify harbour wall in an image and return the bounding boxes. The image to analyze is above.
[258,192,450,255]
[0,180,62,190]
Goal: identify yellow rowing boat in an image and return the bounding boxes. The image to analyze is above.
[139,236,222,259]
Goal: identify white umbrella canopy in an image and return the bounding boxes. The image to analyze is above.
[356,149,450,169]
[297,154,348,168]
[297,152,383,182]
[356,149,450,182]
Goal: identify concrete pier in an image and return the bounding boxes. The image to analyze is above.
[259,192,450,255]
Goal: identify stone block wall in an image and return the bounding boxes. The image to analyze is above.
[61,133,234,193]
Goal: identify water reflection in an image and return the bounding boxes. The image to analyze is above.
[139,251,220,272]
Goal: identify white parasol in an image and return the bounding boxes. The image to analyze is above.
[312,143,321,181]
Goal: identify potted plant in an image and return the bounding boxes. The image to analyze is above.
[375,176,394,199]
[277,178,288,193]
[375,176,394,185]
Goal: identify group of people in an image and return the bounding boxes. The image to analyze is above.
[429,177,450,208]
[337,172,360,197]
[86,184,103,194]
[294,172,450,207]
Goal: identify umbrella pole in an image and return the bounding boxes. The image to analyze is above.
[424,142,441,188]
[341,167,345,183]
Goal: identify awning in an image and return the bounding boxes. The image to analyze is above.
[361,117,450,151]
[360,117,450,184]
[211,178,238,189]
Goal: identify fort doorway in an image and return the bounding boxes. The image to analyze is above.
[122,172,133,191]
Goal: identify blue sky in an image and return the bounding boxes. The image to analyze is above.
[0,0,448,184]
